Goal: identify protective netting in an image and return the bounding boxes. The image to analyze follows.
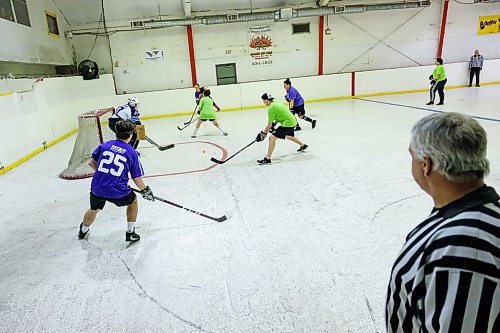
[59,108,115,180]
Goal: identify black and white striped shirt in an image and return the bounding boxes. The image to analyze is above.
[469,55,484,69]
[386,185,500,333]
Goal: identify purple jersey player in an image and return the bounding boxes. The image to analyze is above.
[78,120,154,242]
[284,78,316,130]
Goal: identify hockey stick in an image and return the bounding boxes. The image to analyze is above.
[210,140,257,164]
[146,136,174,151]
[131,188,227,222]
[184,105,198,125]
[177,117,199,131]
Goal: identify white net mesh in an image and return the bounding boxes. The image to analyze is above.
[59,108,115,180]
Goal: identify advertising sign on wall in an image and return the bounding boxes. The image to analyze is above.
[478,15,500,35]
[248,26,273,66]
[145,50,165,63]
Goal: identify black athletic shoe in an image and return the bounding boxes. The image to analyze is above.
[297,144,308,152]
[476,85,480,87]
[126,228,140,242]
[78,222,89,239]
[312,120,317,129]
[426,101,434,105]
[468,84,472,87]
[295,125,302,131]
[257,157,271,164]
[436,102,444,105]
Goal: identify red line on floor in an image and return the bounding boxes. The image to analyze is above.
[143,140,228,179]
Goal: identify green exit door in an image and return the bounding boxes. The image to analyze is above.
[216,63,237,85]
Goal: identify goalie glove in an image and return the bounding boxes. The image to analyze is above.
[255,131,267,142]
[140,186,154,201]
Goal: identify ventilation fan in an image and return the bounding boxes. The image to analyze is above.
[78,59,99,80]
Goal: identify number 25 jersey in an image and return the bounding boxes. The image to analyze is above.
[90,140,145,198]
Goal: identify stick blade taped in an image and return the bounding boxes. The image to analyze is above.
[210,157,225,164]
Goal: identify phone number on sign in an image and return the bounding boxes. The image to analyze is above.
[252,60,273,66]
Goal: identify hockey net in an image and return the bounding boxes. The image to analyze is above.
[59,108,115,180]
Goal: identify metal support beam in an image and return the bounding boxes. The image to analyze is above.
[186,25,197,86]
[318,16,324,75]
[437,0,449,58]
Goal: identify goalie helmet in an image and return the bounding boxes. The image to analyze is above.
[128,97,139,108]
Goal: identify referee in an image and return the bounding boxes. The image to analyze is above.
[387,112,500,332]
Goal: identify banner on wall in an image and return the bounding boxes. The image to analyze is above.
[478,15,500,35]
[145,50,165,63]
[248,26,273,66]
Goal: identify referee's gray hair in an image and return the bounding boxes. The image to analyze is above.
[410,112,489,182]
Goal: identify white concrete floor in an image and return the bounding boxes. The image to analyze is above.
[1,85,499,333]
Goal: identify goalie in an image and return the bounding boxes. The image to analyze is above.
[109,97,141,150]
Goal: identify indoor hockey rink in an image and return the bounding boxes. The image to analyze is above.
[2,0,500,331]
[1,86,499,332]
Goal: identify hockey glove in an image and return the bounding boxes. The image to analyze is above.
[256,131,267,142]
[140,186,154,201]
[197,109,200,115]
[284,95,290,102]
[430,79,436,85]
[196,99,200,105]
[428,75,434,80]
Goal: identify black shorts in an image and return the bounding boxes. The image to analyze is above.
[291,104,305,116]
[272,126,295,139]
[90,191,136,211]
